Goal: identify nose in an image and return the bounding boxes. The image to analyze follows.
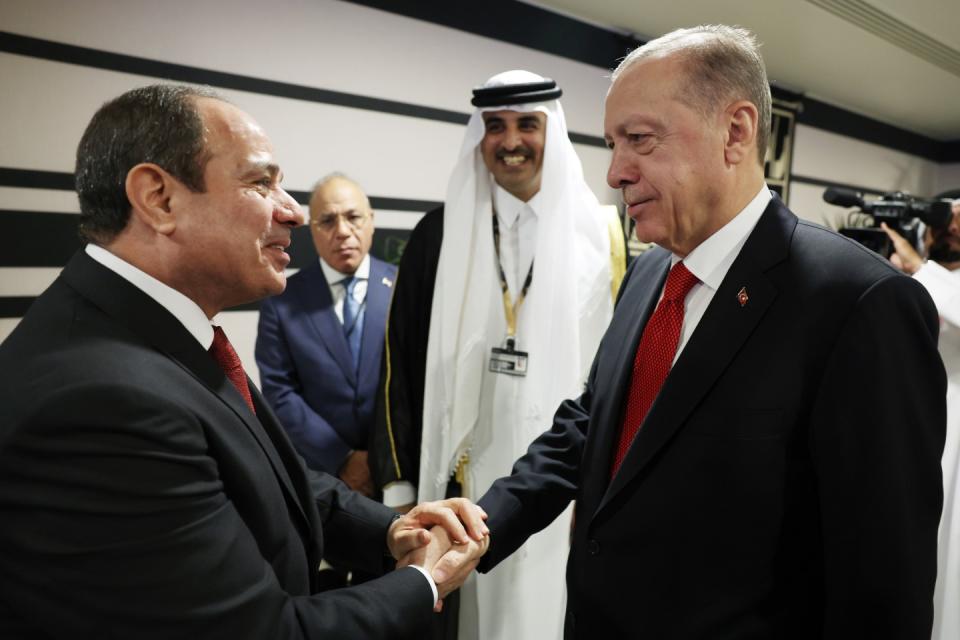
[274,188,305,227]
[950,207,960,236]
[332,214,353,237]
[606,147,634,189]
[502,126,522,151]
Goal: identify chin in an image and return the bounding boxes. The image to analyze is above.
[264,274,287,296]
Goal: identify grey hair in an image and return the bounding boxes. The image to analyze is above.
[310,172,371,213]
[612,25,771,166]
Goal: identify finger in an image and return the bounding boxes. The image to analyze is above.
[413,504,470,544]
[434,598,444,614]
[445,498,489,540]
[432,543,482,585]
[390,527,431,558]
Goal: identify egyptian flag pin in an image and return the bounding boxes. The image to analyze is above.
[736,286,749,307]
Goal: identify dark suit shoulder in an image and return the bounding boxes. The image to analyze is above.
[370,255,398,278]
[791,218,906,290]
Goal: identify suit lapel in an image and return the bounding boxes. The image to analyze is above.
[358,258,393,382]
[293,262,356,385]
[595,200,796,518]
[61,251,314,531]
[578,250,671,515]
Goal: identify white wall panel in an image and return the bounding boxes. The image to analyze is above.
[792,123,939,195]
[0,0,612,135]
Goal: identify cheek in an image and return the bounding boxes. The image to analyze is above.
[480,144,497,171]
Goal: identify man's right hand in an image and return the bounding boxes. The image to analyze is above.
[338,450,374,496]
[397,523,489,611]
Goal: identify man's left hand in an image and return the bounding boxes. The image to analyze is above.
[881,222,924,274]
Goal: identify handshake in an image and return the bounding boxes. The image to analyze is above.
[386,498,491,612]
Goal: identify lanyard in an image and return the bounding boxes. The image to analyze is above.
[492,209,534,337]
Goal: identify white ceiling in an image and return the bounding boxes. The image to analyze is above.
[528,0,960,142]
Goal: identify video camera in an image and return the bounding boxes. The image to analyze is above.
[823,187,953,258]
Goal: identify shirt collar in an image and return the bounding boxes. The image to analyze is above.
[320,252,370,286]
[85,243,214,349]
[493,183,542,228]
[675,185,772,290]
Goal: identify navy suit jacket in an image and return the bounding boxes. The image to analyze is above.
[477,197,946,639]
[256,257,396,474]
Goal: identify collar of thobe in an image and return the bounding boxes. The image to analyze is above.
[493,183,542,228]
[85,243,214,348]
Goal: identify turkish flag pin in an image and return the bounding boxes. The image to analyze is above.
[736,287,749,307]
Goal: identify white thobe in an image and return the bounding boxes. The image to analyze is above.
[457,186,571,640]
[914,260,960,640]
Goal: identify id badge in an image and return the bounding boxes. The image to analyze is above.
[489,337,528,377]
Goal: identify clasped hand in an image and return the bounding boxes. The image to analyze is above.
[386,498,490,611]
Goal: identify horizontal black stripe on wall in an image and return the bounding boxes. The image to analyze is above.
[344,0,640,72]
[0,167,442,213]
[0,297,34,319]
[1,209,414,269]
[791,174,887,198]
[0,30,606,149]
[354,0,960,162]
[792,173,960,200]
[0,167,75,191]
[0,222,413,318]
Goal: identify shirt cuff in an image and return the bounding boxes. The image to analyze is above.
[383,481,416,507]
[407,564,439,606]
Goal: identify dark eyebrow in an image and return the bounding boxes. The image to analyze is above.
[242,161,280,180]
[518,115,542,126]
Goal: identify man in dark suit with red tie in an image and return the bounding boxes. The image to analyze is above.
[475,25,946,639]
[0,84,487,638]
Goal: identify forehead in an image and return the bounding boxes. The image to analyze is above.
[310,179,367,212]
[605,56,689,126]
[481,109,546,125]
[197,98,274,162]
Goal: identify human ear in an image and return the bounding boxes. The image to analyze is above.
[125,163,178,235]
[723,100,759,166]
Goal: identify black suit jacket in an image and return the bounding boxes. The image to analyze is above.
[0,251,432,639]
[478,198,946,639]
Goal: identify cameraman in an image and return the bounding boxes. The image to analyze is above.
[882,200,960,640]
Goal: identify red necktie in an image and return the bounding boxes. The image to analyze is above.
[209,325,257,415]
[611,261,699,476]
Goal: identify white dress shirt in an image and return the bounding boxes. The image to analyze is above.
[319,253,370,324]
[670,185,772,363]
[86,244,213,348]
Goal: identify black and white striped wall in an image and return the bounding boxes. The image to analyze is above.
[2,0,958,385]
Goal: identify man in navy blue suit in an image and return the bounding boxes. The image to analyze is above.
[257,174,395,497]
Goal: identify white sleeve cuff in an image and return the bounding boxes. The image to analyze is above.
[383,481,417,507]
[407,564,439,606]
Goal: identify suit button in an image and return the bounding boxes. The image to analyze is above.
[587,539,600,555]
